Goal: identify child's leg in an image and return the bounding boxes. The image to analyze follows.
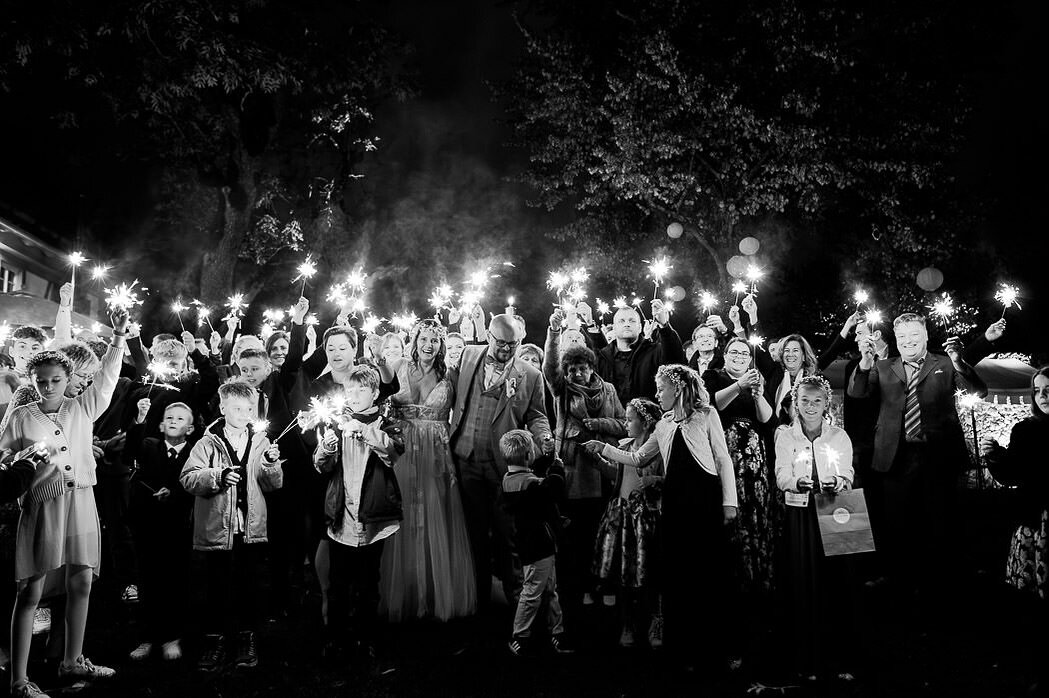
[350,541,386,650]
[10,575,44,686]
[511,560,547,640]
[232,541,264,633]
[203,550,235,636]
[544,559,565,638]
[62,564,94,663]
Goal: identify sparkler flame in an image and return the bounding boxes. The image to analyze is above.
[612,297,628,310]
[745,265,764,283]
[104,280,143,312]
[647,257,672,283]
[225,293,247,318]
[90,264,109,282]
[595,299,610,317]
[956,390,982,411]
[252,419,271,434]
[853,288,869,306]
[68,252,87,267]
[732,280,748,295]
[928,292,955,325]
[361,314,382,334]
[748,334,765,347]
[294,255,318,283]
[699,291,718,312]
[865,309,883,327]
[994,283,1021,311]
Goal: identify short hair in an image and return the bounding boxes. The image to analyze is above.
[380,332,405,356]
[518,343,543,363]
[13,325,47,344]
[345,364,380,391]
[152,338,188,362]
[164,401,194,418]
[614,306,643,324]
[26,350,73,376]
[560,345,596,373]
[322,325,357,350]
[56,341,100,375]
[446,332,465,345]
[218,380,258,403]
[153,333,178,345]
[83,338,109,360]
[893,313,927,329]
[237,348,269,363]
[499,429,534,466]
[724,337,754,358]
[265,330,290,354]
[231,335,264,362]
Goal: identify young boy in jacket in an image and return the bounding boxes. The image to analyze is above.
[500,429,572,656]
[314,365,403,670]
[180,381,283,672]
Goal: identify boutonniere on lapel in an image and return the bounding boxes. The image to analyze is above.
[506,377,519,399]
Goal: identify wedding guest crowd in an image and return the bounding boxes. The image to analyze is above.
[0,274,1039,698]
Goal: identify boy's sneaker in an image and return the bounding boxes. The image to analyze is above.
[197,634,225,672]
[507,637,527,657]
[32,608,51,635]
[648,614,664,649]
[549,634,575,655]
[129,642,153,661]
[235,631,258,668]
[161,639,182,661]
[11,680,50,698]
[618,625,635,648]
[58,655,116,680]
[122,585,139,603]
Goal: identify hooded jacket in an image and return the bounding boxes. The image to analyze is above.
[179,419,284,550]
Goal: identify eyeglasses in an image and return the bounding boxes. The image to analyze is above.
[492,338,520,349]
[725,350,750,358]
[74,372,95,381]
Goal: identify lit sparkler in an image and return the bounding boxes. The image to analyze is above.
[994,283,1021,319]
[745,264,764,295]
[252,419,271,435]
[699,291,718,315]
[647,257,672,300]
[853,288,869,311]
[295,254,318,297]
[732,280,748,306]
[823,445,843,478]
[104,280,143,313]
[595,299,610,319]
[224,293,247,322]
[612,297,629,310]
[928,292,955,329]
[91,264,109,283]
[68,251,87,299]
[361,314,382,334]
[170,298,188,331]
[865,308,883,332]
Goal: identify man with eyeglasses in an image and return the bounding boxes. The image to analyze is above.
[449,314,553,613]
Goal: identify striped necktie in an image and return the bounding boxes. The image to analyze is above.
[903,358,925,441]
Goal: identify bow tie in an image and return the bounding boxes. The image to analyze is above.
[484,356,506,371]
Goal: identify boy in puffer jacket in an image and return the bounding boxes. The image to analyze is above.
[180,380,283,672]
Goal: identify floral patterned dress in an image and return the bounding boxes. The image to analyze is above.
[704,369,775,594]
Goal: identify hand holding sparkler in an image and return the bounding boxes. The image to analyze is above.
[745,264,764,295]
[699,291,719,316]
[59,282,73,310]
[290,296,310,325]
[651,299,671,326]
[110,307,130,337]
[840,311,863,338]
[135,398,151,425]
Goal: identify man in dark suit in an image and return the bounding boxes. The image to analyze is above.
[848,312,986,598]
[450,314,553,610]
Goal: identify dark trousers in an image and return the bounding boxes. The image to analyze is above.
[457,456,521,609]
[558,498,605,602]
[327,538,386,647]
[96,472,136,596]
[264,486,305,611]
[132,520,190,644]
[877,442,958,598]
[201,536,268,636]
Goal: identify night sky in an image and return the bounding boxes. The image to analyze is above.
[1,0,1046,349]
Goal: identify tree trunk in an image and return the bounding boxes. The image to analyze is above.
[686,228,726,287]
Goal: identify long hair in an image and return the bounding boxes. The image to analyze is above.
[790,374,834,423]
[779,334,819,377]
[409,319,448,380]
[1031,365,1049,418]
[656,364,710,412]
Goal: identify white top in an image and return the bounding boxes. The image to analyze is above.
[773,421,855,493]
[600,408,737,508]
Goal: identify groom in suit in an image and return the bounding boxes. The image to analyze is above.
[450,314,553,610]
[848,312,986,598]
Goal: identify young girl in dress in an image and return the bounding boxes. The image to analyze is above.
[774,375,854,682]
[585,364,737,675]
[0,309,128,698]
[592,398,664,648]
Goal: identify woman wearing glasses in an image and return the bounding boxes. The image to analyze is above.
[379,319,477,622]
[702,337,774,668]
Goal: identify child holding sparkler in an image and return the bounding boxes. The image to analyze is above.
[313,365,403,670]
[180,380,284,672]
[774,375,854,681]
[591,398,664,649]
[125,401,195,662]
[0,309,129,697]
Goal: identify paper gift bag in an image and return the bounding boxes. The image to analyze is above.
[816,489,876,556]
